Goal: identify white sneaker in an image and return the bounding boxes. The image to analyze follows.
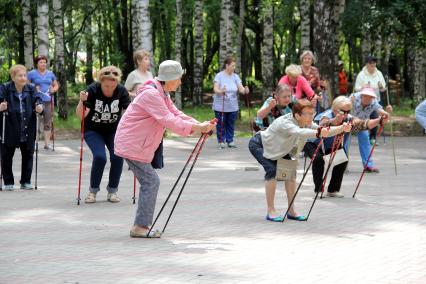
[227,142,237,148]
[218,142,226,149]
[107,193,121,203]
[327,192,344,198]
[3,184,14,191]
[84,192,97,203]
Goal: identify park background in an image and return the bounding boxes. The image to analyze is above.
[0,0,425,135]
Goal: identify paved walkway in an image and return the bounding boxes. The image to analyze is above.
[0,136,425,284]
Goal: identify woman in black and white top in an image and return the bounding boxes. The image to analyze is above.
[76,66,131,204]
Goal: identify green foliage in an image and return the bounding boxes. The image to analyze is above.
[0,65,9,83]
[246,77,263,90]
[54,109,81,130]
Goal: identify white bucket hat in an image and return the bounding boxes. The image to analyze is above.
[156,60,183,81]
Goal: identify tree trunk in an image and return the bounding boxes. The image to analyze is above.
[21,0,34,69]
[131,0,141,51]
[313,0,345,98]
[413,47,426,102]
[361,31,371,64]
[85,13,94,85]
[262,3,274,100]
[219,0,233,65]
[174,0,183,109]
[193,0,204,105]
[299,0,310,51]
[382,32,394,79]
[65,9,76,83]
[139,0,153,65]
[37,0,49,57]
[120,0,132,77]
[53,0,68,119]
[405,38,415,100]
[235,0,245,75]
[226,0,233,58]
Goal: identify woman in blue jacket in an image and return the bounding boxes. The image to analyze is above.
[0,65,43,190]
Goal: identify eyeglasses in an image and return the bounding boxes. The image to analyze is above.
[337,109,351,115]
[102,71,119,76]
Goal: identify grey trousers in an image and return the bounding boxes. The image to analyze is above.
[126,159,160,227]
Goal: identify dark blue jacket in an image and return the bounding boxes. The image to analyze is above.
[312,109,351,152]
[0,82,42,149]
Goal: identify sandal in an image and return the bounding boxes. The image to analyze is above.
[130,229,162,238]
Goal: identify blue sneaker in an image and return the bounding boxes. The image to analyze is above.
[20,183,34,190]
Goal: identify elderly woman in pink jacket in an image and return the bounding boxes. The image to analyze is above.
[115,60,215,238]
[278,64,319,107]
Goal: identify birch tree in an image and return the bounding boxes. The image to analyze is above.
[413,47,426,102]
[262,2,274,100]
[53,0,67,118]
[235,0,245,75]
[174,0,183,109]
[193,0,204,105]
[219,0,233,65]
[299,0,311,51]
[37,0,49,57]
[21,0,33,69]
[139,0,153,59]
[131,1,141,50]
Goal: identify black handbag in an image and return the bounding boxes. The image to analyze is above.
[151,139,164,169]
[144,82,164,169]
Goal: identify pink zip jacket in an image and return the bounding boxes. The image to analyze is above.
[114,79,197,163]
[278,75,315,100]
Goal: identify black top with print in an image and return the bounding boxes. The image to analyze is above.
[84,82,131,133]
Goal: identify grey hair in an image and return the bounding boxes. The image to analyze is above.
[300,50,316,64]
[332,96,352,111]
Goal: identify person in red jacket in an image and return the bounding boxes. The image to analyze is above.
[338,61,348,95]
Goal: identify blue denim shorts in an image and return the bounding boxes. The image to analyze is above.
[248,133,275,180]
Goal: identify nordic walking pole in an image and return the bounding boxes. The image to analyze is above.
[320,134,342,199]
[0,109,6,191]
[306,134,343,221]
[160,132,211,235]
[220,91,225,144]
[281,138,324,222]
[385,75,397,176]
[148,119,217,237]
[50,93,55,151]
[132,175,137,204]
[245,88,254,136]
[353,119,385,198]
[147,135,205,235]
[77,103,86,205]
[35,113,40,190]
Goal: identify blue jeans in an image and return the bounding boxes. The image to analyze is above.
[84,130,123,193]
[249,133,277,180]
[357,130,374,168]
[214,110,238,143]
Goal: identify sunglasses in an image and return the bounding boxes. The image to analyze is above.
[103,71,119,76]
[337,109,351,115]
